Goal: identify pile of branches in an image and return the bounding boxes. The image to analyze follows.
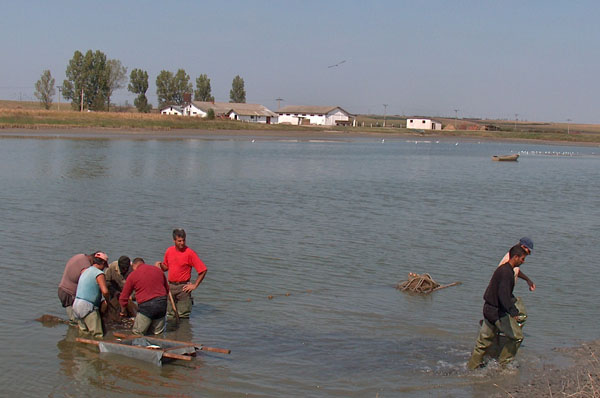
[396,273,461,294]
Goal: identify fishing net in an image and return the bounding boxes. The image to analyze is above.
[98,337,195,366]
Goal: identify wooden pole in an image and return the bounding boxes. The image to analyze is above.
[430,281,462,293]
[168,291,180,322]
[113,332,231,355]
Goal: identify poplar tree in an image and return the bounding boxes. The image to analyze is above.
[106,59,127,111]
[128,68,152,113]
[194,74,214,102]
[62,49,110,111]
[34,70,56,109]
[156,69,192,108]
[229,75,246,103]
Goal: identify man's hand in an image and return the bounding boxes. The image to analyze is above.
[527,281,536,291]
[182,283,196,293]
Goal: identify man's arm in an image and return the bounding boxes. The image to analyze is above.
[183,270,206,293]
[96,274,111,313]
[119,277,134,312]
[155,261,168,272]
[517,270,536,291]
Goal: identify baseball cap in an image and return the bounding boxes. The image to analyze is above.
[94,252,109,262]
[519,237,534,253]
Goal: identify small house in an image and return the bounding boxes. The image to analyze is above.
[277,106,353,126]
[160,105,183,116]
[406,118,442,130]
[226,103,278,124]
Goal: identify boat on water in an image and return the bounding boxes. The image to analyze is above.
[492,154,519,161]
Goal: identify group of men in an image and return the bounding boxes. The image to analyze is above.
[58,229,534,369]
[57,228,207,338]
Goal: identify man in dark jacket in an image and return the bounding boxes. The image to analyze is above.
[467,245,528,369]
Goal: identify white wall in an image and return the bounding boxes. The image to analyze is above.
[161,107,182,115]
[325,110,349,126]
[229,112,278,124]
[183,104,208,117]
[406,119,441,130]
[278,109,349,126]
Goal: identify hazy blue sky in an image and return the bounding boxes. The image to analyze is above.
[2,1,598,122]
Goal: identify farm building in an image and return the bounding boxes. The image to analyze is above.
[183,101,232,117]
[277,106,353,126]
[406,118,442,130]
[226,104,278,124]
[182,101,277,123]
[160,105,184,116]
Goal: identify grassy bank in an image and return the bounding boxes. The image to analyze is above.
[0,108,311,131]
[2,101,600,144]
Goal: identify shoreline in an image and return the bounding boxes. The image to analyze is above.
[1,126,599,147]
[494,339,600,397]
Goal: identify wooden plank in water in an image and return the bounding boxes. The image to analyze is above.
[76,337,192,361]
[113,332,231,354]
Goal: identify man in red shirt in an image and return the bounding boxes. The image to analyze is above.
[120,258,170,335]
[156,229,207,319]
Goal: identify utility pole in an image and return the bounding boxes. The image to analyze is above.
[383,104,388,127]
[567,118,572,134]
[454,109,459,128]
[57,86,62,111]
[80,87,84,112]
[514,113,519,131]
[275,97,284,110]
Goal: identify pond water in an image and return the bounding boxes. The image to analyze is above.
[0,133,599,397]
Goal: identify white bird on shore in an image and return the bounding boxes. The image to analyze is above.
[252,139,255,143]
[381,139,385,143]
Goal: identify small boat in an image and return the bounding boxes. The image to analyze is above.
[76,333,230,365]
[492,154,519,161]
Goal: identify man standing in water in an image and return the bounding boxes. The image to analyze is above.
[120,258,169,335]
[72,252,110,337]
[156,229,207,319]
[467,245,528,369]
[58,252,96,323]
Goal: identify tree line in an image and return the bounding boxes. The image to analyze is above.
[34,49,246,112]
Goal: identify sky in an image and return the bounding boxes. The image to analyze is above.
[1,1,598,123]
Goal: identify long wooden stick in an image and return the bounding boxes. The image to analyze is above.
[168,291,180,322]
[76,337,192,361]
[430,281,462,293]
[113,332,231,355]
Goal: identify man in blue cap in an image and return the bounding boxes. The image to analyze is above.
[480,237,534,363]
[468,245,529,369]
[498,237,535,290]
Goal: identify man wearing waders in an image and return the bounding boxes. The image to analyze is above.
[467,245,528,369]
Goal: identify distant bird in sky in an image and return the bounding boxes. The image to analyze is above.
[327,60,346,68]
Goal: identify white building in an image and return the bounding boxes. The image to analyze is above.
[182,101,277,123]
[226,104,278,124]
[160,105,183,116]
[183,101,232,117]
[277,105,353,126]
[406,118,442,130]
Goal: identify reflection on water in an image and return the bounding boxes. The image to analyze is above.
[1,136,599,397]
[53,325,204,397]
